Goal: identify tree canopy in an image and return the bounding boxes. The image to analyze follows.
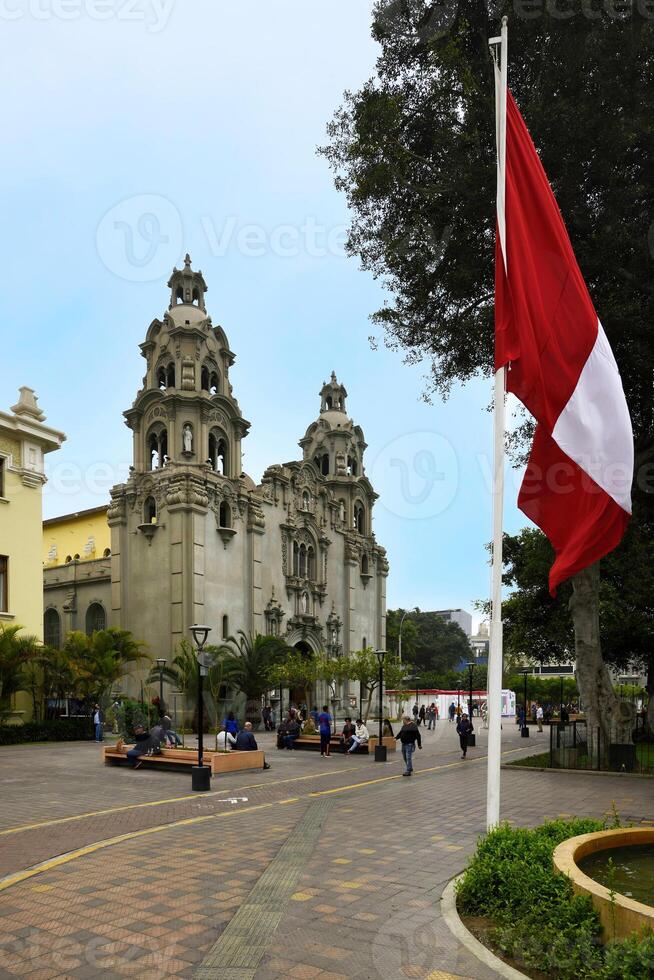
[387,608,472,673]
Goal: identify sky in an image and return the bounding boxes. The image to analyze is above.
[0,0,528,623]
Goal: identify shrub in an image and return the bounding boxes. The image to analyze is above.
[114,698,158,738]
[0,718,93,745]
[455,818,654,979]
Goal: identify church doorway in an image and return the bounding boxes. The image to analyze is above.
[289,640,314,709]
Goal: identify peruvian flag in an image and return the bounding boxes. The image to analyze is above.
[495,92,633,595]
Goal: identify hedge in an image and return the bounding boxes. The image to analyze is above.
[0,718,94,745]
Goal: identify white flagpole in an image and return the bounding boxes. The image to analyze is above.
[486,15,508,832]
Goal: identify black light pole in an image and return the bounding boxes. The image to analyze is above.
[560,675,564,724]
[466,661,477,747]
[374,649,387,762]
[521,669,530,738]
[190,625,212,791]
[156,658,166,714]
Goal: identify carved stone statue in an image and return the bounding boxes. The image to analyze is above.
[301,592,309,614]
[183,424,193,453]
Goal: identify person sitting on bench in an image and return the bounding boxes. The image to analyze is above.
[339,717,356,752]
[126,724,155,769]
[217,724,237,751]
[347,719,370,753]
[235,722,271,769]
[284,717,301,749]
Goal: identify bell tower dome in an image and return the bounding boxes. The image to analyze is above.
[167,253,208,313]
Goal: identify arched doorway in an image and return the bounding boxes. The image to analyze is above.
[289,640,313,710]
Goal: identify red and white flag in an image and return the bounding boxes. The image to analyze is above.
[495,92,633,595]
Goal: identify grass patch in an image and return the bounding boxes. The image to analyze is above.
[456,819,654,979]
[508,751,551,768]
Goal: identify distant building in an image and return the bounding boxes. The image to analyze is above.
[435,608,472,636]
[470,620,490,664]
[0,387,65,721]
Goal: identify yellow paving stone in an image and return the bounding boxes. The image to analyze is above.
[31,884,53,892]
[430,834,445,841]
[332,858,351,864]
[357,847,376,854]
[444,844,464,851]
[338,881,362,889]
[291,891,315,901]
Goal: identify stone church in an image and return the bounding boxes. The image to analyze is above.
[44,257,388,706]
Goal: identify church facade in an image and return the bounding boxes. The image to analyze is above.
[44,257,388,706]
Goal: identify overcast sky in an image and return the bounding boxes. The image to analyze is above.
[0,0,527,621]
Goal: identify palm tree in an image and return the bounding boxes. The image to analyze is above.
[145,640,214,731]
[64,628,148,710]
[0,624,39,722]
[211,631,291,724]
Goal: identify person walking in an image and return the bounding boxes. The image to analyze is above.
[412,702,419,724]
[456,712,474,759]
[318,704,333,757]
[536,703,544,732]
[427,703,435,731]
[395,715,422,776]
[418,704,426,727]
[448,701,456,723]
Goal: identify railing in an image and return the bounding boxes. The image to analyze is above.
[549,721,654,774]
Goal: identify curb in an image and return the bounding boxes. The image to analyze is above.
[439,876,530,980]
[501,763,654,779]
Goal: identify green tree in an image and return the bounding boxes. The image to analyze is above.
[0,624,39,722]
[322,0,654,734]
[386,608,419,662]
[64,628,147,710]
[342,647,406,721]
[269,648,320,707]
[213,632,293,724]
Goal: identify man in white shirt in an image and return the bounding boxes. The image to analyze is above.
[536,704,544,732]
[216,724,237,751]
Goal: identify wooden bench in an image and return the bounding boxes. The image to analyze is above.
[104,745,266,774]
[290,734,396,754]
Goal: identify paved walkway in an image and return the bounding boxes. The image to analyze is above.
[0,722,652,979]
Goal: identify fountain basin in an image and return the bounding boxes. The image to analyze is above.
[553,827,654,942]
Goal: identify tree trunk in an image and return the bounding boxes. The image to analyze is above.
[569,563,634,755]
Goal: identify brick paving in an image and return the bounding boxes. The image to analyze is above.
[0,722,652,979]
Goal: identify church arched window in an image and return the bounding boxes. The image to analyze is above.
[354,501,366,535]
[219,501,231,528]
[44,608,61,649]
[325,396,333,409]
[293,541,299,576]
[86,602,106,636]
[222,614,229,639]
[201,366,210,391]
[176,285,184,304]
[361,553,369,575]
[166,363,175,388]
[209,371,219,395]
[147,425,167,470]
[157,366,167,390]
[192,287,200,305]
[321,454,329,476]
[307,546,316,581]
[208,430,229,476]
[347,455,358,477]
[299,544,307,577]
[144,496,157,524]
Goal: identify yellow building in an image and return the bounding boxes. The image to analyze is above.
[0,387,65,721]
[43,506,110,567]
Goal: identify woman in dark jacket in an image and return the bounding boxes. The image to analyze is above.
[456,713,474,759]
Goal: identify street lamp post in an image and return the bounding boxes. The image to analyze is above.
[521,669,530,738]
[156,658,166,714]
[374,649,387,762]
[466,661,476,748]
[190,625,212,791]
